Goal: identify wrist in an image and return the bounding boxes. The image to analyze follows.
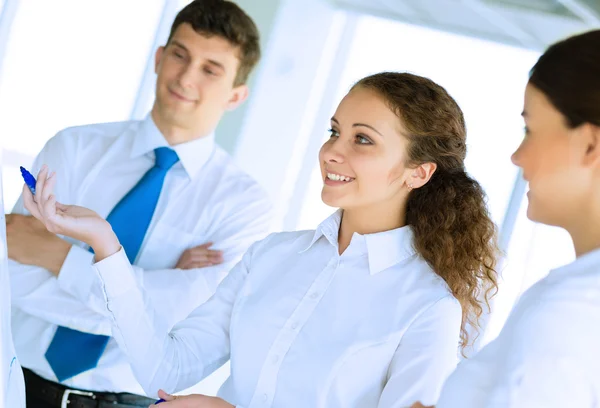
[90,223,121,262]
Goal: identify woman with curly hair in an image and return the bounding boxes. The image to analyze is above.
[23,71,498,408]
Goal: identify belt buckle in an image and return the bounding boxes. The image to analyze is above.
[61,388,96,408]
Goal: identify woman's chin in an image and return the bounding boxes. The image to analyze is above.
[525,200,554,226]
[321,190,345,209]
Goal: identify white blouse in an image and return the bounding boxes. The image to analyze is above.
[437,247,600,407]
[94,211,462,407]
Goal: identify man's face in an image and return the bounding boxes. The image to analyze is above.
[152,23,248,139]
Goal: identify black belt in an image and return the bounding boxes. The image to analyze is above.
[23,368,157,408]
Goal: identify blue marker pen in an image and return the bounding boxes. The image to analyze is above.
[20,166,36,195]
[155,399,166,404]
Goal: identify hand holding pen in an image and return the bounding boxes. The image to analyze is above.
[150,390,234,407]
[21,165,121,261]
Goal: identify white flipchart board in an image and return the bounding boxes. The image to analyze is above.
[0,157,26,408]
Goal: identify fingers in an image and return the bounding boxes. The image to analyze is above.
[181,251,224,269]
[22,184,43,220]
[44,171,57,202]
[151,390,177,407]
[176,244,224,270]
[24,166,64,234]
[56,202,69,212]
[40,173,57,221]
[178,260,214,270]
[158,390,175,401]
[194,249,224,262]
[43,195,59,233]
[34,166,53,220]
[41,170,56,204]
[189,243,222,258]
[177,252,211,269]
[34,165,49,208]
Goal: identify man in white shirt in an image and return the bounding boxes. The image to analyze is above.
[5,1,272,407]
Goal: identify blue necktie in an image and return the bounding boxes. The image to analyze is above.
[45,147,179,382]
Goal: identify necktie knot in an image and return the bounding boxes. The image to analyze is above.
[154,147,179,169]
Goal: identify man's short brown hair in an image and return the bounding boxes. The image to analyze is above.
[167,0,261,86]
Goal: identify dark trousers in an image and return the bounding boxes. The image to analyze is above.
[23,368,156,408]
[24,369,58,408]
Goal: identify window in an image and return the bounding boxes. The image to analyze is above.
[295,15,540,230]
[290,15,574,342]
[0,0,165,211]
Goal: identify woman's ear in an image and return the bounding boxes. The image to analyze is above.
[582,123,600,169]
[409,162,437,189]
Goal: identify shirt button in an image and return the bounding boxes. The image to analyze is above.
[272,355,279,363]
[310,292,319,299]
[262,394,268,402]
[291,322,298,330]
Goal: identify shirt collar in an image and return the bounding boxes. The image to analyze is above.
[300,210,416,275]
[299,210,343,252]
[130,114,216,180]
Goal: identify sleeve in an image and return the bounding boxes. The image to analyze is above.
[9,130,109,333]
[57,188,273,326]
[377,296,463,408]
[93,240,262,397]
[435,343,499,408]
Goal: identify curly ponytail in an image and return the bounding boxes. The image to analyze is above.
[354,72,499,350]
[407,169,498,349]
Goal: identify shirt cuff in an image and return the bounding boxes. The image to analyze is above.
[92,247,137,299]
[57,244,97,301]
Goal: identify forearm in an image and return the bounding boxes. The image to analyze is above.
[140,260,236,325]
[93,247,251,396]
[97,252,179,394]
[29,238,71,276]
[9,259,112,334]
[93,249,212,395]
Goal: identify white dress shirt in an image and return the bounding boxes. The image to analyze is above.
[94,210,462,407]
[437,246,600,408]
[10,115,272,394]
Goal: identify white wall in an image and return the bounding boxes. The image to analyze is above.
[231,0,351,230]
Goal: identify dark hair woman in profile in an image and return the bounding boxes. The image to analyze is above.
[413,29,600,408]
